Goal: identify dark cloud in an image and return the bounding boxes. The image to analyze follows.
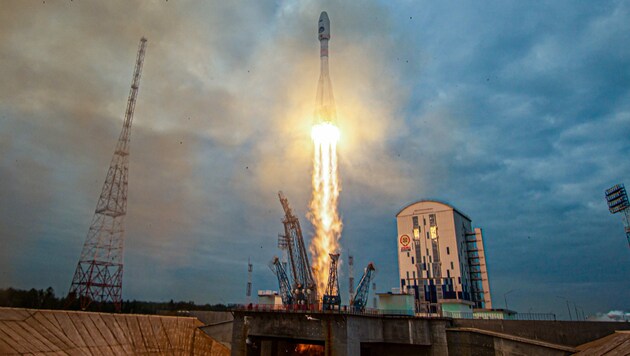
[0,1,628,316]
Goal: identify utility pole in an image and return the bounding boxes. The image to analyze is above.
[503,289,516,310]
[556,296,572,321]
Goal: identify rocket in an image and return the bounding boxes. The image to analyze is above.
[315,11,336,125]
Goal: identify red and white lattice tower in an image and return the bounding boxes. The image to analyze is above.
[68,37,147,312]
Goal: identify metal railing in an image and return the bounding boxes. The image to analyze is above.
[234,305,556,321]
[442,311,556,321]
[233,304,410,317]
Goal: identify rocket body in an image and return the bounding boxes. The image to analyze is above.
[315,11,336,125]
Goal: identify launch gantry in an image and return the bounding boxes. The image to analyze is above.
[351,263,376,312]
[322,253,341,310]
[269,256,293,306]
[277,192,318,306]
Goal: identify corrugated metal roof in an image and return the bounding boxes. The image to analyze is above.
[0,307,229,355]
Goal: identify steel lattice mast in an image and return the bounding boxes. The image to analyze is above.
[68,37,147,312]
[269,257,293,306]
[351,263,375,312]
[277,191,317,305]
[322,253,340,310]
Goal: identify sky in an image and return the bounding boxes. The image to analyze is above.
[1,0,629,319]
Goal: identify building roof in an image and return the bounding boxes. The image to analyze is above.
[396,199,472,221]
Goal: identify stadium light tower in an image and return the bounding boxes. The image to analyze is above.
[605,183,630,247]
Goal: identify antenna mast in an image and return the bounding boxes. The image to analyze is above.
[68,37,147,312]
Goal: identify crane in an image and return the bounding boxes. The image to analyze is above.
[351,262,376,312]
[322,253,341,310]
[269,257,293,306]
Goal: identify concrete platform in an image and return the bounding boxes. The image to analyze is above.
[231,309,630,356]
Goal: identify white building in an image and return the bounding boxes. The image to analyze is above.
[396,200,492,314]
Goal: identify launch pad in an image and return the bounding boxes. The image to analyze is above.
[230,309,630,356]
[231,309,449,356]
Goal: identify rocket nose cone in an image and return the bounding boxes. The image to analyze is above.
[318,11,330,40]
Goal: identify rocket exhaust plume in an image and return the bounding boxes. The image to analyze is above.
[309,11,342,296]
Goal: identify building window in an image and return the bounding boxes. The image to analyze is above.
[406,271,409,279]
[407,252,410,257]
[411,256,414,264]
[412,271,416,279]
[412,216,418,228]
[458,277,461,284]
[422,256,426,264]
[423,217,426,226]
[446,247,450,255]
[451,261,454,269]
[426,232,430,239]
[447,270,450,278]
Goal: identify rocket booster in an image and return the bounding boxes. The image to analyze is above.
[315,11,336,125]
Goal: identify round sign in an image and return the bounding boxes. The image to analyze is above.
[400,234,410,246]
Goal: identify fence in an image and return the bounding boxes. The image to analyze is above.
[234,304,555,321]
[442,311,556,321]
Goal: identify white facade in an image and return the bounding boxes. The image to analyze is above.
[257,290,283,306]
[396,200,492,313]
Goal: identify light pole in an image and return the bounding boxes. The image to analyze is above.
[573,302,580,320]
[556,296,572,321]
[504,289,516,310]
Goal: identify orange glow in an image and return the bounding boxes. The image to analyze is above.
[295,343,324,355]
[309,122,342,296]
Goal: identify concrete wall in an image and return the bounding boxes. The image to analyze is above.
[189,310,233,325]
[447,328,575,356]
[360,343,432,356]
[231,311,451,356]
[190,311,234,349]
[231,311,630,355]
[452,319,630,347]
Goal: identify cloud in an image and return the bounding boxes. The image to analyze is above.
[1,0,629,312]
[588,310,630,322]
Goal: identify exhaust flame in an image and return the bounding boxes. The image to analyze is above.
[309,122,342,295]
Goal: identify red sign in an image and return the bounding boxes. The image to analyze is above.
[400,234,410,246]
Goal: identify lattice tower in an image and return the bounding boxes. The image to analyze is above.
[246,257,253,304]
[269,256,293,306]
[325,253,340,296]
[348,254,354,302]
[351,262,376,311]
[68,38,147,312]
[277,191,317,305]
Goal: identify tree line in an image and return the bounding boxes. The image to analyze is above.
[0,287,231,314]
